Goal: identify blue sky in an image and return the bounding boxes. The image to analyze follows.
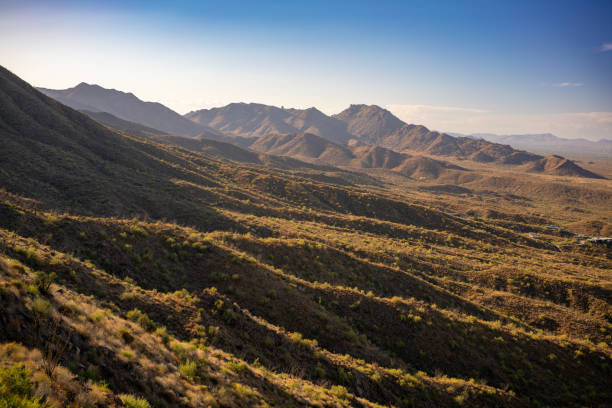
[1,0,611,139]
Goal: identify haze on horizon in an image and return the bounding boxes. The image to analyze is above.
[1,0,611,140]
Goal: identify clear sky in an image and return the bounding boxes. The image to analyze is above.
[1,0,611,139]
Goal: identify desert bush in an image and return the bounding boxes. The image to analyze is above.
[118,328,134,344]
[179,360,197,379]
[33,272,55,294]
[155,326,170,345]
[36,315,72,380]
[31,298,51,317]
[0,364,45,408]
[126,308,156,332]
[119,394,151,408]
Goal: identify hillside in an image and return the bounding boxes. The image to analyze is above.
[185,103,353,144]
[2,65,611,408]
[37,83,220,138]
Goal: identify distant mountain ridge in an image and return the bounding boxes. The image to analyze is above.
[454,132,612,157]
[246,132,466,178]
[185,102,353,144]
[37,83,220,138]
[38,83,603,179]
[85,109,463,179]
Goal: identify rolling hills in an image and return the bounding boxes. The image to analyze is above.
[2,65,611,408]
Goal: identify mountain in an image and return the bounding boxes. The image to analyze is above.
[86,108,463,180]
[333,103,406,145]
[185,102,353,144]
[41,84,603,179]
[2,65,612,408]
[248,132,466,178]
[37,83,220,138]
[459,132,612,158]
[83,109,382,186]
[334,105,604,178]
[81,109,171,139]
[521,155,605,178]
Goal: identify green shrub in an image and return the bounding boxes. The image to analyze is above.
[89,310,105,323]
[119,394,151,408]
[0,364,45,408]
[17,246,43,268]
[126,308,156,332]
[118,328,134,344]
[227,360,248,374]
[32,298,51,317]
[26,285,39,297]
[179,360,197,379]
[33,272,55,294]
[155,326,171,345]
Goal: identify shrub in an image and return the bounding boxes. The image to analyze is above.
[34,272,55,294]
[0,364,45,408]
[89,310,105,323]
[118,328,134,344]
[119,394,151,408]
[179,360,197,379]
[227,361,248,374]
[18,246,43,268]
[26,285,39,297]
[329,385,351,401]
[32,298,51,317]
[126,309,156,332]
[156,326,171,345]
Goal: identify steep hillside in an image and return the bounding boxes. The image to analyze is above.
[185,103,353,144]
[2,66,611,408]
[37,83,220,138]
[81,110,171,139]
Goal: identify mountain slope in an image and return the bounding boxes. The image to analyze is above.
[37,83,220,138]
[185,102,353,144]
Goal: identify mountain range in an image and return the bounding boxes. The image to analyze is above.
[452,132,612,158]
[38,84,604,179]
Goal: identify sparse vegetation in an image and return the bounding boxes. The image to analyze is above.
[0,65,610,407]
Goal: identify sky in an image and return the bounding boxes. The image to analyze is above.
[1,0,611,139]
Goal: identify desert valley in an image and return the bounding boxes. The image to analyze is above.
[1,1,611,407]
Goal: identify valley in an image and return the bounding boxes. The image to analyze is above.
[1,63,611,408]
